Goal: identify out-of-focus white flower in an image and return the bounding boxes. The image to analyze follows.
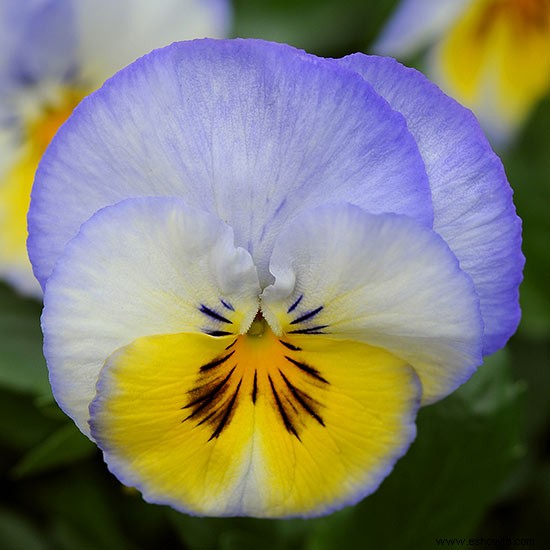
[374,0,550,146]
[0,0,231,296]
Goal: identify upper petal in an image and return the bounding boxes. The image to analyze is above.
[41,196,260,436]
[261,204,484,404]
[337,54,524,355]
[28,38,432,290]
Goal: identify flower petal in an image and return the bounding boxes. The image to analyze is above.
[74,0,231,85]
[428,0,550,144]
[42,197,260,436]
[29,39,432,289]
[90,328,419,517]
[0,143,42,296]
[0,0,76,85]
[337,54,524,355]
[261,204,483,404]
[373,0,469,57]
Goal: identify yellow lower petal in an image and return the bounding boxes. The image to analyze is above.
[90,323,419,517]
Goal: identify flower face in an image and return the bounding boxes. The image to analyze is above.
[374,0,550,145]
[28,39,523,518]
[0,0,231,296]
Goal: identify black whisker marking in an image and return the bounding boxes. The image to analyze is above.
[279,340,302,352]
[290,305,324,325]
[220,299,235,311]
[208,379,243,441]
[225,339,238,350]
[284,356,329,384]
[252,370,258,404]
[199,304,233,324]
[200,350,235,372]
[204,330,234,337]
[279,371,325,426]
[287,294,303,314]
[288,325,329,335]
[268,376,300,440]
[182,367,236,415]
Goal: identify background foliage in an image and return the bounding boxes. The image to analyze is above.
[1,1,548,548]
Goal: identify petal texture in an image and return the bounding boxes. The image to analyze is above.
[42,197,260,435]
[29,38,432,289]
[90,328,419,517]
[337,54,524,355]
[261,204,483,404]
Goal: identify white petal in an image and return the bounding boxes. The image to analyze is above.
[42,197,260,436]
[261,204,483,404]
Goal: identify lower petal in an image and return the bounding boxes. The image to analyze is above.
[90,326,419,518]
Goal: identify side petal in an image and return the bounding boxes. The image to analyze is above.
[337,53,524,355]
[373,0,469,57]
[90,328,419,517]
[74,0,232,85]
[261,204,483,404]
[41,197,260,436]
[29,38,432,289]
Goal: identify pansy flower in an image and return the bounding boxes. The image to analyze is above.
[0,0,231,296]
[374,0,550,146]
[28,39,523,518]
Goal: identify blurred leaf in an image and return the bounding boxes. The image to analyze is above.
[0,283,51,398]
[0,389,61,452]
[12,423,96,479]
[24,463,135,550]
[502,96,550,339]
[233,0,398,56]
[0,508,47,550]
[169,513,304,550]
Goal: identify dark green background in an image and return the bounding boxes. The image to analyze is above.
[1,1,548,548]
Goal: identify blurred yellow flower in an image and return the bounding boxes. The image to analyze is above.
[375,0,550,146]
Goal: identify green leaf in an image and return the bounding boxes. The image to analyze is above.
[25,463,135,550]
[232,0,398,56]
[0,389,61,452]
[0,283,51,398]
[502,96,550,340]
[12,423,96,479]
[0,508,47,550]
